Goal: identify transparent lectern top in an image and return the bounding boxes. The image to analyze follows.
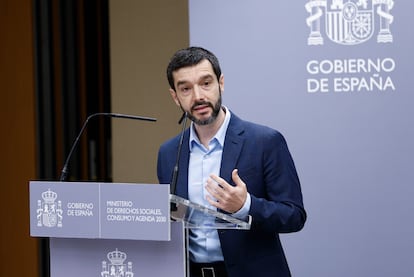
[170,194,251,230]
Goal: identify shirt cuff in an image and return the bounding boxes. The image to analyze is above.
[232,193,251,220]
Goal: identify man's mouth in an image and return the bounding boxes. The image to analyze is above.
[192,103,211,113]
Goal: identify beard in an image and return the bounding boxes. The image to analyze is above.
[183,93,222,126]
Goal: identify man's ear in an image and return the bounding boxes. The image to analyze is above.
[169,88,180,106]
[219,74,224,92]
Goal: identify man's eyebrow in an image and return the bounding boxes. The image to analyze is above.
[200,73,214,80]
[176,80,188,87]
[176,73,214,87]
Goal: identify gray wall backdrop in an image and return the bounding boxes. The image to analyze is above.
[189,0,413,276]
[109,1,413,276]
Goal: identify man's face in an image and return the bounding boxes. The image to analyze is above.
[170,59,224,125]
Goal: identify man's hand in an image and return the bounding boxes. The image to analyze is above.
[205,169,247,213]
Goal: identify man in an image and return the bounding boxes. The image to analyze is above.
[157,46,306,277]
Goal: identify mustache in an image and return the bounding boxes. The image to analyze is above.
[191,101,213,111]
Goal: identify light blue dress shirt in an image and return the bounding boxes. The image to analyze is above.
[188,107,251,263]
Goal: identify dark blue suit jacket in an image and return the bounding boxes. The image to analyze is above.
[157,112,306,277]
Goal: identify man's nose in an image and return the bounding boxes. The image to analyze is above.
[192,85,204,100]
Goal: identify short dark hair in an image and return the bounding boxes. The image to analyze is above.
[166,46,222,91]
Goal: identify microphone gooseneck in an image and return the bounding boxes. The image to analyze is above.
[59,112,156,181]
[170,112,188,196]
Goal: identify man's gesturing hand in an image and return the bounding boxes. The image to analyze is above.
[205,169,247,213]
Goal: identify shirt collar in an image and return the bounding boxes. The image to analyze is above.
[189,106,231,150]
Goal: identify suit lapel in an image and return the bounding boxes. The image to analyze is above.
[220,114,245,185]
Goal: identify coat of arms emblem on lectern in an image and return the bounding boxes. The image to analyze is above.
[36,189,63,228]
[101,249,134,277]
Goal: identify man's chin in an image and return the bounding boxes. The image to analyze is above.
[190,114,214,126]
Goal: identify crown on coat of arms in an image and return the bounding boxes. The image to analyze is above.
[42,189,57,203]
[107,249,127,265]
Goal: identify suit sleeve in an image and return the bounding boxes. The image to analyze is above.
[248,130,306,233]
[157,141,175,185]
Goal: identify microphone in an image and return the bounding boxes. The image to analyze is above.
[170,112,188,196]
[59,112,157,181]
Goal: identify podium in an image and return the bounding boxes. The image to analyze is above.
[29,181,250,276]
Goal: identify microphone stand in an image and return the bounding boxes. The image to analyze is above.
[170,112,188,211]
[59,112,156,181]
